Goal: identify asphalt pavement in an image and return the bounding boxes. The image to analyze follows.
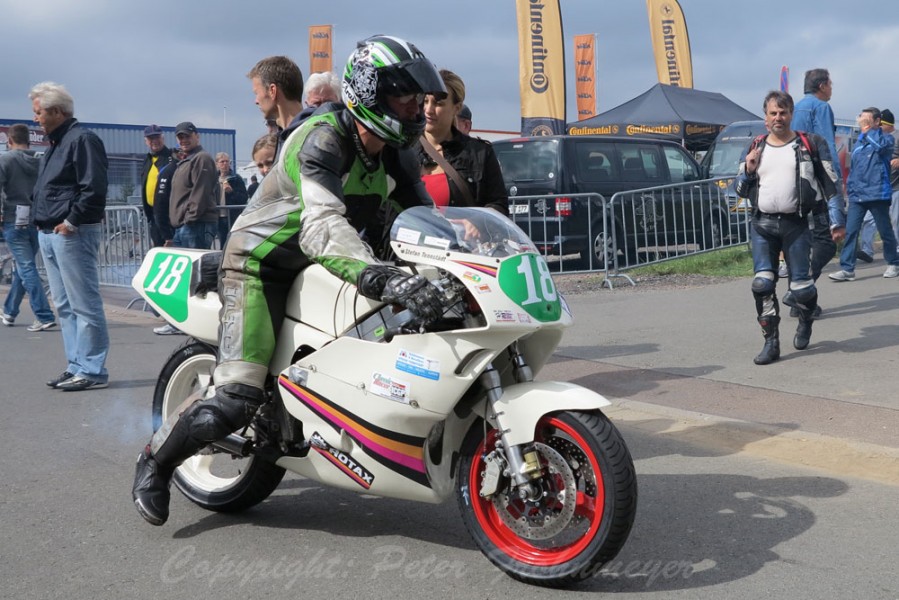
[1,259,898,599]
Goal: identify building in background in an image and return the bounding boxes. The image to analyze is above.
[0,120,236,205]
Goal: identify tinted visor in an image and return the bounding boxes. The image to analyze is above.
[379,59,447,99]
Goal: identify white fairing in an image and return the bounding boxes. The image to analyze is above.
[135,207,616,504]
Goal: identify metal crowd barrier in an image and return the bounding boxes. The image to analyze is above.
[98,205,151,287]
[508,177,750,287]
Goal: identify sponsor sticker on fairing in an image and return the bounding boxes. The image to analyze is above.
[370,372,411,404]
[395,227,421,245]
[396,349,440,381]
[309,432,375,489]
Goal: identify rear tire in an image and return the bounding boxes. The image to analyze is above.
[152,340,285,513]
[456,410,637,587]
[700,210,727,250]
[574,223,627,271]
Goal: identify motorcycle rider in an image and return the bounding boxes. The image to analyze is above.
[133,35,448,525]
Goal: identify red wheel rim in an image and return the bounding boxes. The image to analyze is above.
[467,415,606,566]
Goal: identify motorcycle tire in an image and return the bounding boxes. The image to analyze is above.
[152,339,285,513]
[456,410,637,587]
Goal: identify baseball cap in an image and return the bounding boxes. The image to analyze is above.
[881,109,894,126]
[143,124,164,137]
[174,121,198,135]
[458,104,472,121]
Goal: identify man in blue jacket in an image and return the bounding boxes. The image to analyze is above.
[829,107,899,281]
[29,81,110,392]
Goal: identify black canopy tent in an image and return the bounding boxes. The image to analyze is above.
[567,83,760,152]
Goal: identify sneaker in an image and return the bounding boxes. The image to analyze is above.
[857,250,874,263]
[1,312,14,326]
[26,320,57,332]
[777,260,789,278]
[56,376,109,392]
[47,370,75,388]
[153,323,184,336]
[884,265,899,278]
[828,270,855,282]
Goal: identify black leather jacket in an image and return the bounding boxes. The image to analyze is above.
[32,118,108,229]
[415,128,508,214]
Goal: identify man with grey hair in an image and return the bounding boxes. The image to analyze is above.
[298,71,340,120]
[29,81,110,391]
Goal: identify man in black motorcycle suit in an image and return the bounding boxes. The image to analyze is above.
[132,35,449,525]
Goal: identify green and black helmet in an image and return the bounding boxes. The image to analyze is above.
[342,35,446,149]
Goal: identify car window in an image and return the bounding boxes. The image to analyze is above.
[663,145,700,182]
[575,141,618,182]
[494,140,561,183]
[618,145,663,183]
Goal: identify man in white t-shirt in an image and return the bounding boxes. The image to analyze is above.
[735,91,840,365]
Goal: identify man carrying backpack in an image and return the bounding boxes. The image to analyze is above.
[735,91,840,365]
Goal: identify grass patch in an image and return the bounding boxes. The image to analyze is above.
[627,245,754,277]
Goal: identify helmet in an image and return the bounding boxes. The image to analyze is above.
[342,35,446,149]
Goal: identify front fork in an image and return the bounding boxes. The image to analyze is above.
[478,343,543,501]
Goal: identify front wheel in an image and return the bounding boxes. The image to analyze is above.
[456,410,637,587]
[152,340,285,513]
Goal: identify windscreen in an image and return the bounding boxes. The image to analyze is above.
[390,206,536,258]
[494,139,561,185]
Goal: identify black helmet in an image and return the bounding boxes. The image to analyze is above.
[341,35,446,148]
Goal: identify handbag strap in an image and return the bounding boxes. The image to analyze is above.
[420,137,476,206]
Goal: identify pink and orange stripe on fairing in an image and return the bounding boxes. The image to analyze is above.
[452,260,498,277]
[278,376,427,475]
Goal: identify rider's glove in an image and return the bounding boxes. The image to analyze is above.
[357,265,445,322]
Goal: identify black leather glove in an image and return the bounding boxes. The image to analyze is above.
[357,265,445,322]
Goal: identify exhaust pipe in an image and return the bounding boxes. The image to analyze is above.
[212,433,252,457]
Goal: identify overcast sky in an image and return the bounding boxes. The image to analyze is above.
[2,0,895,163]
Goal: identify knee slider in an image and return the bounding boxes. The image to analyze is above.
[789,283,817,305]
[752,276,776,296]
[188,384,264,443]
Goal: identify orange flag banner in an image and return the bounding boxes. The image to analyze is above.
[515,0,566,135]
[309,25,333,74]
[574,34,596,119]
[646,0,693,88]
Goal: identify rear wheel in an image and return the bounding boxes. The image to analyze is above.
[700,209,728,250]
[574,223,627,270]
[456,411,637,587]
[152,340,285,513]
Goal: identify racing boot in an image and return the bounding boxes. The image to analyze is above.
[794,310,815,350]
[132,383,265,526]
[753,315,780,365]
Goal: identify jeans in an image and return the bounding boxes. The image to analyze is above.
[860,211,876,256]
[172,221,217,249]
[3,224,54,323]
[38,225,109,383]
[840,201,899,272]
[751,212,813,282]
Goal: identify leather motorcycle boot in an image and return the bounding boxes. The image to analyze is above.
[132,383,264,526]
[132,444,175,526]
[753,315,781,365]
[794,309,815,350]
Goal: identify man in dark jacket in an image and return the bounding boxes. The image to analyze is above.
[214,152,248,247]
[168,121,218,249]
[140,124,175,247]
[0,123,56,330]
[29,81,110,391]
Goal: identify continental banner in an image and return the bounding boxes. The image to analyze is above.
[646,0,693,88]
[516,0,566,136]
[309,25,333,74]
[574,34,596,119]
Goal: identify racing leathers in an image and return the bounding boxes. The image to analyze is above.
[133,107,434,525]
[735,131,839,363]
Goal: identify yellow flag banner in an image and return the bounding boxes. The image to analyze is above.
[574,34,596,119]
[515,0,566,136]
[309,25,333,74]
[646,0,693,88]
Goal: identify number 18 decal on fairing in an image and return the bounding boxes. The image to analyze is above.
[142,252,192,322]
[497,253,561,322]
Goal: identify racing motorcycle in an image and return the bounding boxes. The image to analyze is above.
[132,206,637,587]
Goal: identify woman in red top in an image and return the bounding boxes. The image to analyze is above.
[417,69,508,214]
